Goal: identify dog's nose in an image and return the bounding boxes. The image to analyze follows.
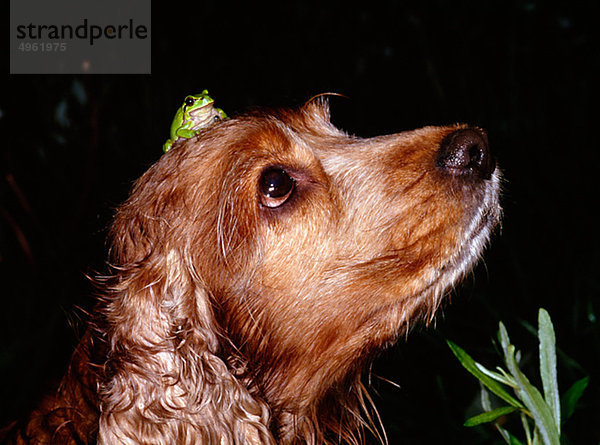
[435,128,495,180]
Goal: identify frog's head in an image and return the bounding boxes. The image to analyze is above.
[185,90,215,113]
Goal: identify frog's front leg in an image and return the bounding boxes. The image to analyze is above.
[175,128,199,139]
[163,129,199,153]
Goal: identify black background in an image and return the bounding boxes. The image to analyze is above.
[2,2,599,443]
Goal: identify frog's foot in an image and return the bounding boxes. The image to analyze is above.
[163,140,173,153]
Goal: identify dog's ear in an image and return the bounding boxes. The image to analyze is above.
[301,93,351,138]
[303,93,333,123]
[97,156,273,444]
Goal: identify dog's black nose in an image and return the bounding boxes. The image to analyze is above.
[436,128,495,180]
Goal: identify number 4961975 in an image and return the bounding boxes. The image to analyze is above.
[18,42,67,52]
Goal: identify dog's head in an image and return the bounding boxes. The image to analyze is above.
[105,98,501,442]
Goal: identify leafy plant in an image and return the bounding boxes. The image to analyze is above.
[447,308,588,445]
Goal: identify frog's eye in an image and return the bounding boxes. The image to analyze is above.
[185,97,196,107]
[259,167,295,208]
[213,115,221,122]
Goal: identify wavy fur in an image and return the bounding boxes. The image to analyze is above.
[3,98,500,444]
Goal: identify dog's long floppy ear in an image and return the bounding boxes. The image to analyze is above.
[96,151,273,444]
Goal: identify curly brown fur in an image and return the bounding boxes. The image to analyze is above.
[3,98,501,444]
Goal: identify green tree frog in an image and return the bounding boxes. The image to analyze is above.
[162,90,227,153]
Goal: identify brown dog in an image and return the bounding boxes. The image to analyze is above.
[4,98,501,444]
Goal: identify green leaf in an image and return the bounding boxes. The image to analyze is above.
[480,384,492,412]
[519,319,537,336]
[561,376,589,420]
[505,344,561,445]
[476,362,517,387]
[495,422,513,445]
[464,406,519,427]
[521,411,533,445]
[447,340,524,408]
[532,428,542,445]
[498,321,511,359]
[507,431,526,445]
[538,308,560,434]
[480,386,514,444]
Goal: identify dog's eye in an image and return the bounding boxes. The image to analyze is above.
[259,167,295,208]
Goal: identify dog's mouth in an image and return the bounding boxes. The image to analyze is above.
[412,168,502,319]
